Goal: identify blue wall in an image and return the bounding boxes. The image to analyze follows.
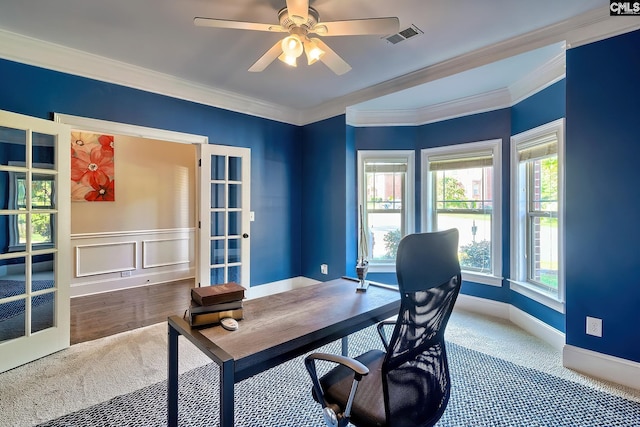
[565,29,640,362]
[300,115,351,281]
[0,58,303,287]
[2,28,639,364]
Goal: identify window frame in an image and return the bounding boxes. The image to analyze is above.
[8,162,56,252]
[510,119,565,313]
[422,139,503,286]
[357,150,415,272]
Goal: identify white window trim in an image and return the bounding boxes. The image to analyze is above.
[7,162,56,252]
[510,118,565,312]
[357,150,415,273]
[422,139,503,286]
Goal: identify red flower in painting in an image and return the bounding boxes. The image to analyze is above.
[84,177,115,202]
[71,145,114,187]
[99,134,114,158]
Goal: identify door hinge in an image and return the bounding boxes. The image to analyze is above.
[198,221,201,229]
[198,158,201,167]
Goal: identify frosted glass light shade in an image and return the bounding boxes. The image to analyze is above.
[281,35,303,58]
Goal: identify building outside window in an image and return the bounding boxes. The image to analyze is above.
[422,140,502,286]
[510,119,564,311]
[357,150,414,271]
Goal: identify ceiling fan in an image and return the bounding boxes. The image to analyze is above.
[194,0,399,75]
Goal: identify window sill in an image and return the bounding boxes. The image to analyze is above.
[462,271,503,287]
[367,263,396,273]
[508,279,565,314]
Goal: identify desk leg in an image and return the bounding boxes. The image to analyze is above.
[341,336,349,357]
[220,359,235,427]
[168,323,179,427]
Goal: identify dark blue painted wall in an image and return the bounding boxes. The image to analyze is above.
[300,115,350,280]
[0,58,302,287]
[512,79,566,135]
[3,27,639,364]
[565,29,640,362]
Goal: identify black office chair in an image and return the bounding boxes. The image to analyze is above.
[305,229,462,427]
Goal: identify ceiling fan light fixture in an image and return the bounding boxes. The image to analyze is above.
[304,38,325,65]
[281,35,303,58]
[278,52,298,67]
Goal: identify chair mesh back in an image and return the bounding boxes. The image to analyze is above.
[383,230,461,427]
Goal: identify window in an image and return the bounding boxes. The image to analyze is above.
[423,140,502,286]
[8,164,56,251]
[357,151,414,271]
[510,119,564,311]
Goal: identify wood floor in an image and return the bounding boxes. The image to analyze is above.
[70,279,195,345]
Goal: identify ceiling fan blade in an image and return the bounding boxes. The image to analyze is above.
[194,17,285,33]
[314,17,399,36]
[248,40,283,72]
[286,0,309,25]
[312,38,351,76]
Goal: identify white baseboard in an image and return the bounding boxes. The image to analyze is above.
[563,344,640,391]
[245,276,320,300]
[454,293,510,319]
[454,293,565,351]
[70,269,195,297]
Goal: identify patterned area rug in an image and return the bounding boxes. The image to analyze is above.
[37,327,640,427]
[0,280,55,321]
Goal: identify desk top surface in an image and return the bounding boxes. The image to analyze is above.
[193,278,400,366]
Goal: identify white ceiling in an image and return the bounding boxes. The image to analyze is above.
[0,0,635,125]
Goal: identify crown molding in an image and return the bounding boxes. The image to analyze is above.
[346,88,512,127]
[346,49,566,127]
[0,7,638,127]
[318,7,640,127]
[0,28,298,126]
[508,51,566,105]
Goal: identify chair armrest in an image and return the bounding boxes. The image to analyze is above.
[305,352,370,426]
[376,320,396,350]
[306,352,369,377]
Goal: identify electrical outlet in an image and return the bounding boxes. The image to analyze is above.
[320,264,328,275]
[586,316,602,337]
[121,270,132,278]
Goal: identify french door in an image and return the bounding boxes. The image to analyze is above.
[0,110,71,373]
[197,144,251,288]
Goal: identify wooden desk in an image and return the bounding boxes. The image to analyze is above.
[167,278,400,427]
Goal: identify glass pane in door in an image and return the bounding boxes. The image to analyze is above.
[228,156,242,181]
[0,126,26,165]
[0,256,27,343]
[211,155,225,181]
[32,132,56,168]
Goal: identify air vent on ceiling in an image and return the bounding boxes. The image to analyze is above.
[385,24,423,44]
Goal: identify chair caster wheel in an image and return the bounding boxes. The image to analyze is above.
[323,407,339,427]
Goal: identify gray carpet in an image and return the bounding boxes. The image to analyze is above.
[37,327,640,427]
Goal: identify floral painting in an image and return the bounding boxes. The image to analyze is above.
[71,131,115,202]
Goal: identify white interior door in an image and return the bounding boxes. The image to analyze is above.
[197,145,251,288]
[0,110,71,373]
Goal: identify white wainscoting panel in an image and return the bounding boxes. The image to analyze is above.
[71,228,195,297]
[143,238,190,268]
[75,241,137,277]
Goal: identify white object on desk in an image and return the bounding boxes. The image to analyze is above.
[220,318,239,331]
